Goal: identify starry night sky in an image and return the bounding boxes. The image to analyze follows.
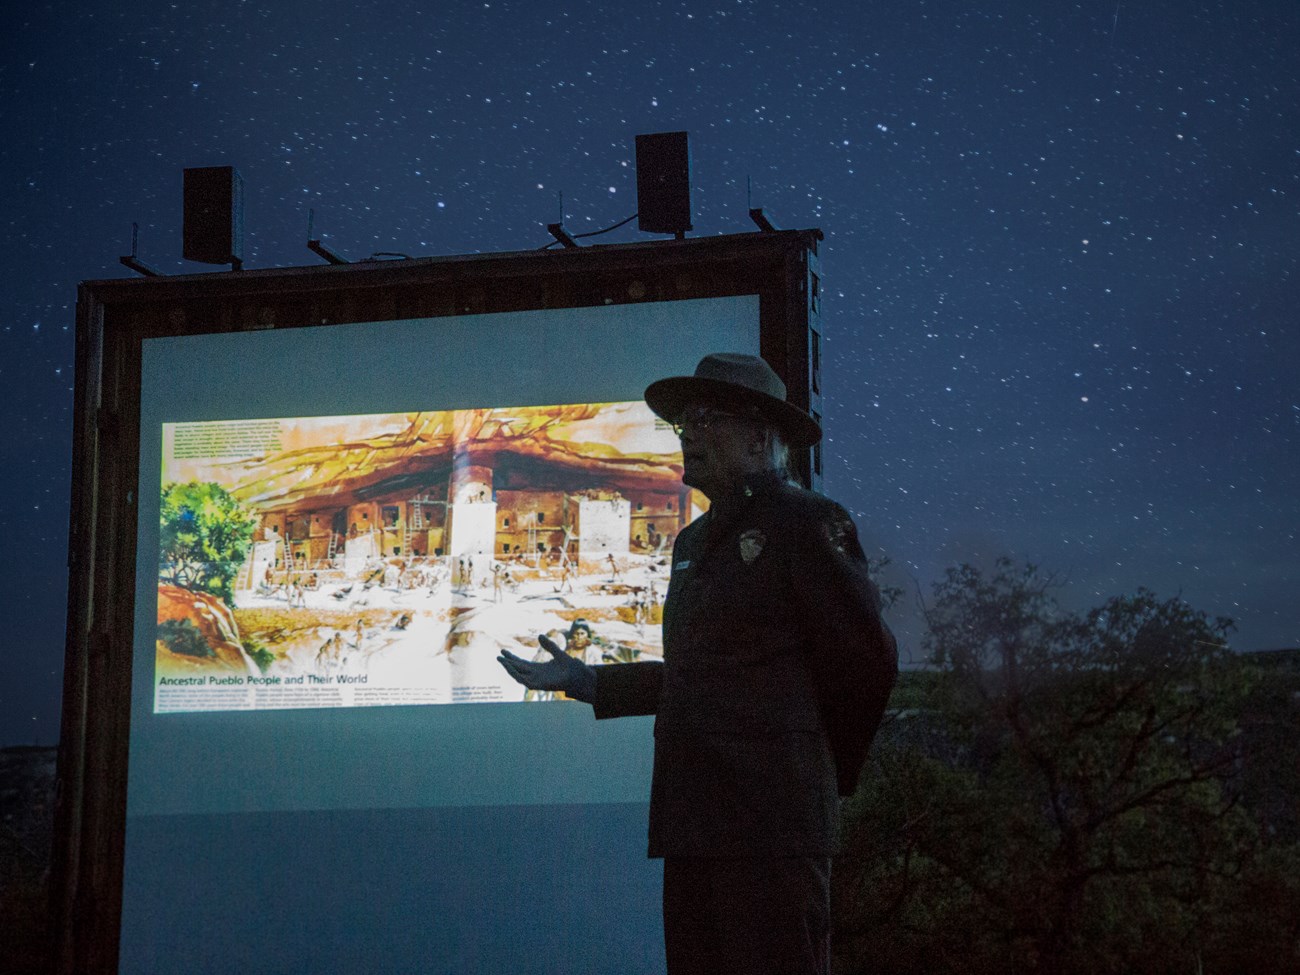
[2,0,1296,745]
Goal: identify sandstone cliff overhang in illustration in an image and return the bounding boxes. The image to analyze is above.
[165,402,685,512]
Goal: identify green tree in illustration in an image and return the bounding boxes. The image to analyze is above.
[159,481,258,603]
[832,559,1299,975]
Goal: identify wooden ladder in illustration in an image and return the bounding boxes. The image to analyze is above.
[406,499,423,558]
[239,552,257,591]
[407,494,442,558]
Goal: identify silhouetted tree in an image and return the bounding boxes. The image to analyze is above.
[833,560,1299,974]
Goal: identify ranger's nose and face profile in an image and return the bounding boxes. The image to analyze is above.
[674,403,761,496]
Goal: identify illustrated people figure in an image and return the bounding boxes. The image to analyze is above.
[562,619,602,666]
[315,636,332,673]
[316,631,346,675]
[554,559,575,594]
[499,353,898,975]
[606,553,621,582]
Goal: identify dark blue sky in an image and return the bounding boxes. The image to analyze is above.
[2,0,1296,744]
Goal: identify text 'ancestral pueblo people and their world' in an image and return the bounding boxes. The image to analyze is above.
[155,403,706,714]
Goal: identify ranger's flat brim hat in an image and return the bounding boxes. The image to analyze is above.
[644,352,823,448]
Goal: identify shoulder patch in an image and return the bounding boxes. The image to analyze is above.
[824,509,863,558]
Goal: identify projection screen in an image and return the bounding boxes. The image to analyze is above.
[118,295,759,974]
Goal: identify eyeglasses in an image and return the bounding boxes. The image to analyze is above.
[671,404,759,438]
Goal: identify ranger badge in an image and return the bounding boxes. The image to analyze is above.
[739,528,767,563]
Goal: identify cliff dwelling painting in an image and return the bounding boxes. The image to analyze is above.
[154,401,704,713]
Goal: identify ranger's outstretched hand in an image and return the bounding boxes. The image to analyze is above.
[498,634,597,704]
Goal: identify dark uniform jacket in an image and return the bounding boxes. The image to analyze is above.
[593,471,898,858]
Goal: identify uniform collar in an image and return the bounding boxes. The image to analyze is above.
[739,468,789,499]
[703,468,788,518]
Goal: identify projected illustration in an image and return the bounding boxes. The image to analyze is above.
[154,403,704,713]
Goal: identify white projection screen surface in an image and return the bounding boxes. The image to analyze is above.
[120,295,759,975]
